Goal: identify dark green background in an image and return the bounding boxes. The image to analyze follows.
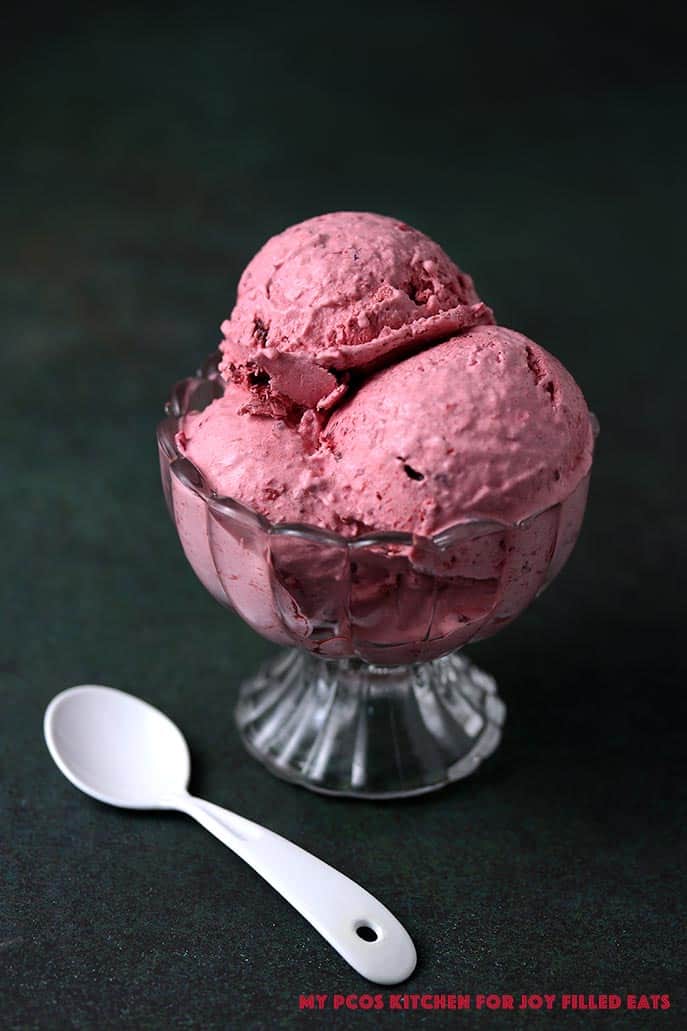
[2,3,685,1028]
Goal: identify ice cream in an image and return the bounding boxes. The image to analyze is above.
[218,211,493,418]
[175,384,337,528]
[163,210,594,659]
[169,384,337,638]
[323,324,593,536]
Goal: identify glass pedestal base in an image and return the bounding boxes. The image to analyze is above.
[235,649,506,799]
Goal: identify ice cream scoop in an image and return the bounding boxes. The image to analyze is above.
[175,382,338,528]
[323,324,594,535]
[219,211,494,416]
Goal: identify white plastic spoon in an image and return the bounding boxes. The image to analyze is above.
[44,685,416,984]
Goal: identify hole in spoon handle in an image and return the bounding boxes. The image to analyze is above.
[355,922,379,942]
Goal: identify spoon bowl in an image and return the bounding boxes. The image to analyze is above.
[44,685,190,808]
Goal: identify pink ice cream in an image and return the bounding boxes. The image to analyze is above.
[218,211,493,418]
[175,384,336,527]
[163,210,594,660]
[170,385,336,639]
[323,325,594,536]
[319,323,594,654]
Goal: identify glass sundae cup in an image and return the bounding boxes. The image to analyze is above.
[157,352,596,799]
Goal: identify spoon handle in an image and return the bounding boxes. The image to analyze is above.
[179,794,416,985]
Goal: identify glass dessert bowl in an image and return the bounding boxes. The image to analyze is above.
[158,353,596,799]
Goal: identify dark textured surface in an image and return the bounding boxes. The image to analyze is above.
[2,4,686,1028]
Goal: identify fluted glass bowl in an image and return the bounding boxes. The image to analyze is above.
[157,352,595,798]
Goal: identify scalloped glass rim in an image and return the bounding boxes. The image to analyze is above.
[157,351,599,550]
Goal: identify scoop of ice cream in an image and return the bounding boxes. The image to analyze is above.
[219,211,493,416]
[174,385,339,527]
[323,324,594,536]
